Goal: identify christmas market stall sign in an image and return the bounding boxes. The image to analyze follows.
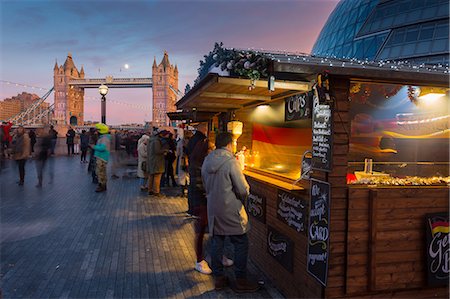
[425,212,449,287]
[307,179,331,286]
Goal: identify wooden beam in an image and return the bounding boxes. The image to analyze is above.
[217,77,310,91]
[201,92,269,101]
[199,102,242,109]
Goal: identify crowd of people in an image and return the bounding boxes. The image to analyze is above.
[1,120,259,293]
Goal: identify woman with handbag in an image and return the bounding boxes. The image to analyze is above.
[137,134,150,191]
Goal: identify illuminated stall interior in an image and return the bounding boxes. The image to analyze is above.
[347,82,449,185]
[175,73,312,189]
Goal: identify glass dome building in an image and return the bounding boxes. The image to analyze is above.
[311,0,449,65]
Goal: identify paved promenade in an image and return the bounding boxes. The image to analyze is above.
[0,156,281,298]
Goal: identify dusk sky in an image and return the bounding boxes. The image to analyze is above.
[1,0,338,124]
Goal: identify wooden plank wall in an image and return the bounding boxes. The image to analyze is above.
[346,187,449,298]
[247,177,323,298]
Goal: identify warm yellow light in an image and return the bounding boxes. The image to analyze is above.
[419,93,445,102]
[418,87,446,101]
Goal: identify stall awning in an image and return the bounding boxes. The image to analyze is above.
[176,73,310,112]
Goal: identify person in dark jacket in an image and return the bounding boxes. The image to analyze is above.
[66,127,75,156]
[80,130,89,163]
[88,128,99,184]
[35,126,52,187]
[188,126,234,275]
[185,123,208,216]
[162,133,177,187]
[49,125,58,155]
[28,129,36,153]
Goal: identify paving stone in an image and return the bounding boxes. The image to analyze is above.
[1,156,282,298]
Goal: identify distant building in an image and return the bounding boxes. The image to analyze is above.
[152,51,179,127]
[312,0,449,65]
[53,53,85,126]
[0,92,49,122]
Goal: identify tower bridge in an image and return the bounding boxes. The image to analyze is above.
[6,51,179,127]
[53,51,178,127]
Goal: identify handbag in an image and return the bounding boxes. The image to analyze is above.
[141,161,147,171]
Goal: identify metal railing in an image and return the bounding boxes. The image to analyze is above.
[6,87,54,125]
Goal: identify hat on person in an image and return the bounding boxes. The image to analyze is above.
[159,130,170,136]
[95,123,109,134]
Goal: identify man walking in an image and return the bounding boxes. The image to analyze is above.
[12,126,31,186]
[66,127,75,156]
[202,132,259,293]
[93,123,111,192]
[49,125,58,155]
[35,126,52,187]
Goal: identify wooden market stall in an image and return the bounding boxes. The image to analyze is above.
[174,47,449,298]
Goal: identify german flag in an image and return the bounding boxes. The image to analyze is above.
[251,123,311,178]
[431,221,450,236]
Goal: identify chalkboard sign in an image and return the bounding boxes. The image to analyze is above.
[307,179,331,286]
[285,92,312,121]
[267,226,294,272]
[247,191,266,223]
[425,212,449,286]
[312,95,333,172]
[277,190,307,233]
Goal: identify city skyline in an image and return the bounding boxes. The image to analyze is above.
[1,0,338,124]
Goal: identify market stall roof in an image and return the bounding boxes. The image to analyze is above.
[176,73,311,111]
[262,50,449,86]
[176,48,448,113]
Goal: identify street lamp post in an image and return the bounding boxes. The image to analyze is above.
[98,84,109,124]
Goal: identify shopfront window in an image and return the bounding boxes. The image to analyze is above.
[348,81,449,185]
[244,99,312,180]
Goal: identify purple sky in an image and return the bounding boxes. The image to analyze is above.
[0,0,338,125]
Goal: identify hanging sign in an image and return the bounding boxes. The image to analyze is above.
[277,190,307,233]
[267,226,294,272]
[425,213,449,286]
[247,191,266,223]
[307,179,331,286]
[285,92,312,121]
[312,93,333,172]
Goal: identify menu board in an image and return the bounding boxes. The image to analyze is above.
[267,226,294,272]
[425,212,449,286]
[307,179,331,286]
[277,190,307,233]
[247,191,266,223]
[285,92,312,121]
[312,96,333,172]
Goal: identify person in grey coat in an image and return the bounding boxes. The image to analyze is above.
[147,129,168,196]
[202,132,259,293]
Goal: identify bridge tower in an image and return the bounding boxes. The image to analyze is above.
[53,53,85,126]
[152,51,178,127]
